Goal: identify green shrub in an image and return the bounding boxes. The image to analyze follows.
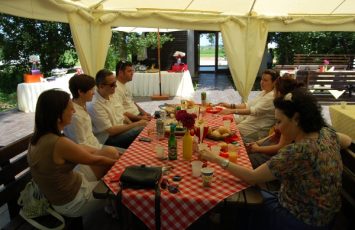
[0,64,27,94]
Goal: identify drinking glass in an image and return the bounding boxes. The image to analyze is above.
[194,126,209,143]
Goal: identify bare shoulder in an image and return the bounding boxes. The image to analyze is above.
[336,132,352,149]
[55,136,81,152]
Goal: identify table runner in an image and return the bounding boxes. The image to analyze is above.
[103,113,252,230]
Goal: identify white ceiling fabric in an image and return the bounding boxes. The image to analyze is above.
[1,0,355,101]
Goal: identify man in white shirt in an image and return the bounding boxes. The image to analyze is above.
[218,69,279,141]
[113,60,152,121]
[87,69,148,149]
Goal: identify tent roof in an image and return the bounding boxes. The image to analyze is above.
[1,0,355,24]
[54,0,355,16]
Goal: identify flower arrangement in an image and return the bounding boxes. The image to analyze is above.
[29,55,40,64]
[173,51,186,58]
[29,55,40,72]
[176,110,197,129]
[323,59,330,72]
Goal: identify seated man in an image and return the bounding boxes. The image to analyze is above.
[87,69,148,149]
[218,69,279,142]
[113,60,152,121]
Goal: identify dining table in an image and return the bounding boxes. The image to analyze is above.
[102,111,252,230]
[125,70,194,98]
[17,73,74,113]
[329,104,355,140]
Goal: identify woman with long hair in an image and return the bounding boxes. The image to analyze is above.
[28,89,118,217]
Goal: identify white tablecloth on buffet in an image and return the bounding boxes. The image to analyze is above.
[17,74,74,113]
[126,70,194,97]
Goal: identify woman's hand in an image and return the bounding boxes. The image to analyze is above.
[249,143,260,153]
[219,108,235,115]
[217,102,230,108]
[200,149,219,164]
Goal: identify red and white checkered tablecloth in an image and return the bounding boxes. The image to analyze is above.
[103,113,252,230]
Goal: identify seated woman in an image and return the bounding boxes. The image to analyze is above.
[64,74,121,181]
[28,89,118,217]
[201,89,351,229]
[218,69,279,142]
[247,76,305,168]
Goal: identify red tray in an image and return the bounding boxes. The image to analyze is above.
[206,107,222,114]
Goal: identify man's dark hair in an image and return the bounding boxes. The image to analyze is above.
[95,69,114,86]
[115,60,133,75]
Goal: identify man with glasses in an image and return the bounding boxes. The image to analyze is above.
[87,69,148,149]
[113,60,152,121]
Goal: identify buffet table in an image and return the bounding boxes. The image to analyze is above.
[17,74,74,113]
[329,105,355,140]
[126,70,194,98]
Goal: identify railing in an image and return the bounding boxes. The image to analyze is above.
[296,70,355,103]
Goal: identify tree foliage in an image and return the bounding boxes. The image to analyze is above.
[269,32,355,64]
[105,31,174,70]
[0,13,77,75]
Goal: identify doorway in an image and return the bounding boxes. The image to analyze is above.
[195,31,229,73]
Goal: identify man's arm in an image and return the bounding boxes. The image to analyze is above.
[106,119,148,136]
[135,102,152,116]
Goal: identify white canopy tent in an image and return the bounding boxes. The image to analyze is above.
[1,0,355,102]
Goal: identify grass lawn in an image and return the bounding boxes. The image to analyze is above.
[200,46,225,58]
[0,91,17,111]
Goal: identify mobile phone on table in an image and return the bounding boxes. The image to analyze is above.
[139,137,152,142]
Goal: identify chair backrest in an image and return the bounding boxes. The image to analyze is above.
[341,141,355,219]
[0,133,33,219]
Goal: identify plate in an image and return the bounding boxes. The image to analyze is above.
[206,107,223,114]
[206,127,234,141]
[165,126,186,136]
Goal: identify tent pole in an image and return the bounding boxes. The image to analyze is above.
[151,27,169,100]
[158,28,162,96]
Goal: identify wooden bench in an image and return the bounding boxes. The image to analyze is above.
[296,70,355,104]
[294,54,354,70]
[0,134,83,230]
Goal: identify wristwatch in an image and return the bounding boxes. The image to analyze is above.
[220,158,229,169]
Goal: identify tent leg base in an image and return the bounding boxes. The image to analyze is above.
[151,94,170,100]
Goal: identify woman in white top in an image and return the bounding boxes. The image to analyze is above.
[218,69,279,141]
[64,74,120,180]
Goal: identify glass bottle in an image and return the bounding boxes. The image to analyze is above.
[168,124,177,160]
[201,92,207,106]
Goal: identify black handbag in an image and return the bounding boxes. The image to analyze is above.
[120,165,162,189]
[119,165,162,229]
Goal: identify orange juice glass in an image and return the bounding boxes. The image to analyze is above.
[229,152,238,163]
